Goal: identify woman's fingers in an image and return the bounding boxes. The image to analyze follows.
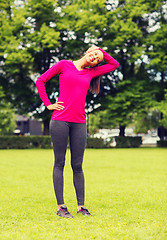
[53,103,65,110]
[86,46,99,53]
[47,102,65,110]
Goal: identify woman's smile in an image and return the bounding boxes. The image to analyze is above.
[89,54,94,62]
[86,50,104,66]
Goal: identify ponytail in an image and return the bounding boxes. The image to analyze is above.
[89,76,100,95]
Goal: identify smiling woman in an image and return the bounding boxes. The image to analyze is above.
[85,49,104,66]
[36,45,119,218]
[73,46,104,69]
[86,50,103,64]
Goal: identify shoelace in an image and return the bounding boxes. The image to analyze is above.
[85,209,91,215]
[81,207,90,214]
[61,207,69,215]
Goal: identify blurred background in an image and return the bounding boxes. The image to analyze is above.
[0,0,167,146]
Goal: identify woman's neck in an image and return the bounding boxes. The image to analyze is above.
[73,56,88,71]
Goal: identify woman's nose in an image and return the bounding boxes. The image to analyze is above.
[95,55,99,61]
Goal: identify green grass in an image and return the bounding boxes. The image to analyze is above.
[0,148,167,240]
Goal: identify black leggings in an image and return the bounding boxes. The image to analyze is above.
[50,120,87,206]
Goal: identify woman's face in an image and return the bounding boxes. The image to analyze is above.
[85,50,103,67]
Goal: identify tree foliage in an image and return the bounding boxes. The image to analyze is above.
[155,93,167,128]
[0,87,16,135]
[98,0,167,136]
[0,0,166,137]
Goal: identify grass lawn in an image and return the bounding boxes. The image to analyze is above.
[0,148,167,240]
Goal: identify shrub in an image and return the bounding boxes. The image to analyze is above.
[30,136,52,149]
[115,136,142,148]
[157,140,167,147]
[0,136,111,149]
[86,137,109,148]
[0,136,52,149]
[0,136,143,149]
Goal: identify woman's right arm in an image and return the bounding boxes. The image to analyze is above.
[36,61,64,108]
[87,47,119,79]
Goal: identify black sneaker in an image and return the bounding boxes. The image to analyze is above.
[57,206,73,218]
[77,207,93,216]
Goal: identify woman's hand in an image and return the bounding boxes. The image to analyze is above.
[86,45,99,54]
[47,102,65,111]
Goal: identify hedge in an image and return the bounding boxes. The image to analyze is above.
[0,136,143,149]
[115,136,142,148]
[86,137,110,148]
[157,140,167,147]
[0,136,109,149]
[0,136,52,149]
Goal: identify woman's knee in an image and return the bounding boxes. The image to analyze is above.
[54,154,66,170]
[71,161,83,173]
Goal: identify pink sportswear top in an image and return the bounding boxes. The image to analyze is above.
[36,48,119,123]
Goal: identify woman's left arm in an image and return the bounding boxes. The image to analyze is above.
[89,48,119,79]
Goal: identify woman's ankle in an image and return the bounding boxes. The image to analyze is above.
[77,205,85,211]
[58,204,65,210]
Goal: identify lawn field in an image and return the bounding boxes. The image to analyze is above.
[0,148,167,240]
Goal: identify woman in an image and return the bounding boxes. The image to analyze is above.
[36,46,119,218]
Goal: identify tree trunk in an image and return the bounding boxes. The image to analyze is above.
[43,119,50,135]
[158,126,165,141]
[158,113,167,141]
[158,71,166,141]
[86,112,89,136]
[160,71,164,99]
[119,125,125,136]
[120,50,126,80]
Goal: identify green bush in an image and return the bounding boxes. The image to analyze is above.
[157,140,167,147]
[0,136,52,149]
[115,136,142,148]
[86,137,109,148]
[30,136,52,149]
[0,136,111,149]
[0,136,143,149]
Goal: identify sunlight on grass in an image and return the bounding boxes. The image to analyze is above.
[0,148,167,239]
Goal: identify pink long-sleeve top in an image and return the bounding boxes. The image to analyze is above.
[36,48,119,123]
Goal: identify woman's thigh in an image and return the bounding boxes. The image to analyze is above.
[69,123,87,165]
[50,120,69,165]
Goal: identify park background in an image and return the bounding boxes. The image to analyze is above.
[0,0,167,145]
[0,0,167,240]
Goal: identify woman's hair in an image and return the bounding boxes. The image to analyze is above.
[84,51,102,95]
[89,76,100,95]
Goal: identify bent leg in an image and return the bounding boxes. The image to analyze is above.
[50,120,69,205]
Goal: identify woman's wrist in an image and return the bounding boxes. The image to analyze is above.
[98,48,113,62]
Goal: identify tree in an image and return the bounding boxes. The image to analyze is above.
[98,0,165,136]
[147,21,167,139]
[0,0,61,135]
[0,1,36,119]
[133,109,159,134]
[0,86,16,135]
[156,92,167,129]
[88,110,110,135]
[25,0,61,134]
[1,0,166,137]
